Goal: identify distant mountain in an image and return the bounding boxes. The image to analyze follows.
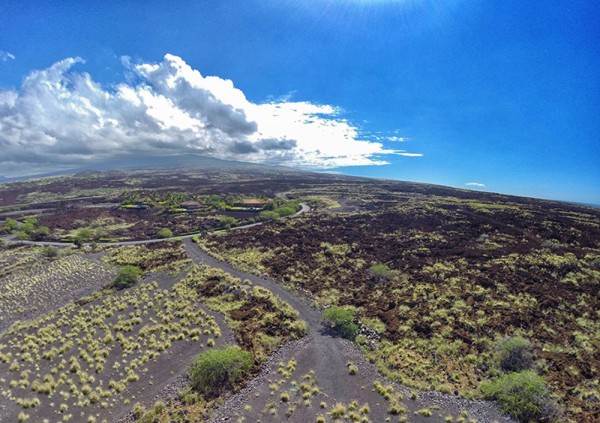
[0,169,77,183]
[1,155,303,182]
[78,154,297,173]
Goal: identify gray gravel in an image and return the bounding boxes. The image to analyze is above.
[208,336,312,422]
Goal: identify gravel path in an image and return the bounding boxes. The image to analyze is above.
[183,239,516,423]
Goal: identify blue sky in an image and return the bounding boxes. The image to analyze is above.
[1,0,598,203]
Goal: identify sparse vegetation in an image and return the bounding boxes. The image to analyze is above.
[0,268,223,421]
[0,166,598,422]
[199,182,600,421]
[184,264,307,361]
[0,253,116,329]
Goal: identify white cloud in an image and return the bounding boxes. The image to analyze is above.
[465,182,486,187]
[387,136,407,142]
[0,51,15,62]
[0,54,418,176]
[397,152,423,157]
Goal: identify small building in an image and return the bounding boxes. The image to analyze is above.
[180,200,204,211]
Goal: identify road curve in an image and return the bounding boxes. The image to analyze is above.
[183,238,321,327]
[1,202,310,247]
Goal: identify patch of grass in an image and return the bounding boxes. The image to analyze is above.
[347,362,358,375]
[414,408,433,416]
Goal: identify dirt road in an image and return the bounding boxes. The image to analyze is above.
[182,239,514,423]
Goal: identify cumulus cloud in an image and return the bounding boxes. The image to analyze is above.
[0,51,15,62]
[465,182,486,187]
[0,54,418,176]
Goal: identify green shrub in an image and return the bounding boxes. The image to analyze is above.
[274,206,296,217]
[76,228,93,241]
[323,306,359,340]
[24,216,38,226]
[157,228,173,238]
[132,402,145,419]
[35,226,50,237]
[190,345,253,398]
[15,231,30,240]
[4,217,18,232]
[494,335,534,373]
[20,222,35,234]
[113,265,142,290]
[481,370,548,421]
[369,263,392,284]
[259,210,280,221]
[42,246,60,258]
[219,216,238,229]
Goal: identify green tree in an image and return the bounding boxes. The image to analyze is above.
[225,195,237,207]
[190,345,253,398]
[157,228,173,238]
[323,306,359,340]
[76,228,92,241]
[207,195,225,209]
[272,196,286,208]
[122,191,141,205]
[113,265,142,290]
[73,228,92,247]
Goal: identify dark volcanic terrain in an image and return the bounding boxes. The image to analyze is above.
[0,164,598,422]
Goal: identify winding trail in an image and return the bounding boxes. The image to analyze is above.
[182,238,514,423]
